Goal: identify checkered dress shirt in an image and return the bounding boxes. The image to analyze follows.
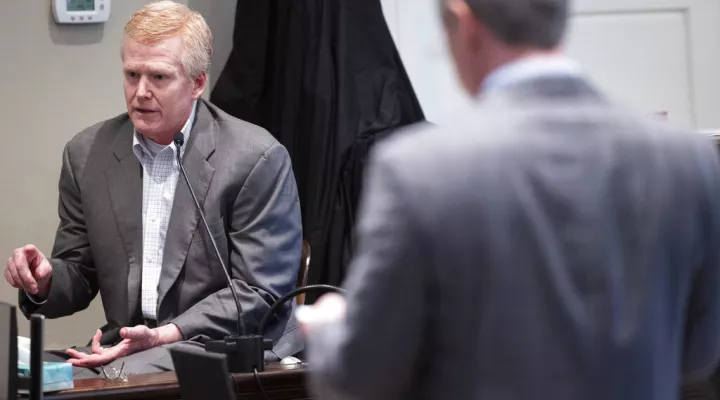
[132,101,197,320]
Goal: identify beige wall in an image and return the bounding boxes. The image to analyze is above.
[0,0,239,350]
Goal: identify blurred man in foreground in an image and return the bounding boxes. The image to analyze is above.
[300,0,720,398]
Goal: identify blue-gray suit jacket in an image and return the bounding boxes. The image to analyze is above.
[307,76,720,399]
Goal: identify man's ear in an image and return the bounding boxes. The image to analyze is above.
[445,0,473,26]
[454,0,484,51]
[192,72,208,100]
[441,0,458,29]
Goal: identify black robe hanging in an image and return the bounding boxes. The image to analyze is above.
[210,0,425,296]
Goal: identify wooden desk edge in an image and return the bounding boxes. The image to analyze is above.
[40,363,309,400]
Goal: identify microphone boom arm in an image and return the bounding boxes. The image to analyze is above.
[172,133,344,373]
[173,133,246,336]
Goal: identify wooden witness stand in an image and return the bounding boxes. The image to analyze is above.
[37,363,309,400]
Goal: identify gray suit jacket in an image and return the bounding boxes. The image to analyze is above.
[307,76,720,399]
[20,99,304,359]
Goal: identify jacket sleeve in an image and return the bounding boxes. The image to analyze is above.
[171,143,302,343]
[682,136,720,385]
[306,147,429,400]
[19,143,98,319]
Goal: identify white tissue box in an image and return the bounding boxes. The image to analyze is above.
[17,336,74,393]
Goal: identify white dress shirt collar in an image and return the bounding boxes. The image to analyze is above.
[479,55,583,97]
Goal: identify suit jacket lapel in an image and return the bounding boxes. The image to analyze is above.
[105,120,143,325]
[157,101,217,314]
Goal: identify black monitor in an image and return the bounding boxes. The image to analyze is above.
[170,345,238,400]
[0,302,18,400]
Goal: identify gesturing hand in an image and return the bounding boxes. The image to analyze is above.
[4,245,52,299]
[297,293,347,336]
[66,324,182,368]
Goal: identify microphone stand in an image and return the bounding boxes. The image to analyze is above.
[173,133,265,373]
[173,133,345,373]
[257,285,346,336]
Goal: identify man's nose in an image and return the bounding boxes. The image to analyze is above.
[136,77,152,99]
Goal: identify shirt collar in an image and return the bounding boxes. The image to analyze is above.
[479,55,583,97]
[132,100,198,160]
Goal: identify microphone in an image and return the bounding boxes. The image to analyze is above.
[173,133,346,373]
[173,132,265,373]
[257,285,345,336]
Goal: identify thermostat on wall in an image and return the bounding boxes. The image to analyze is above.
[53,0,111,24]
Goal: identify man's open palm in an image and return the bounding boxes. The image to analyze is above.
[65,326,160,368]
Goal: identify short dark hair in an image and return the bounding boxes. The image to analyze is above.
[450,0,569,49]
